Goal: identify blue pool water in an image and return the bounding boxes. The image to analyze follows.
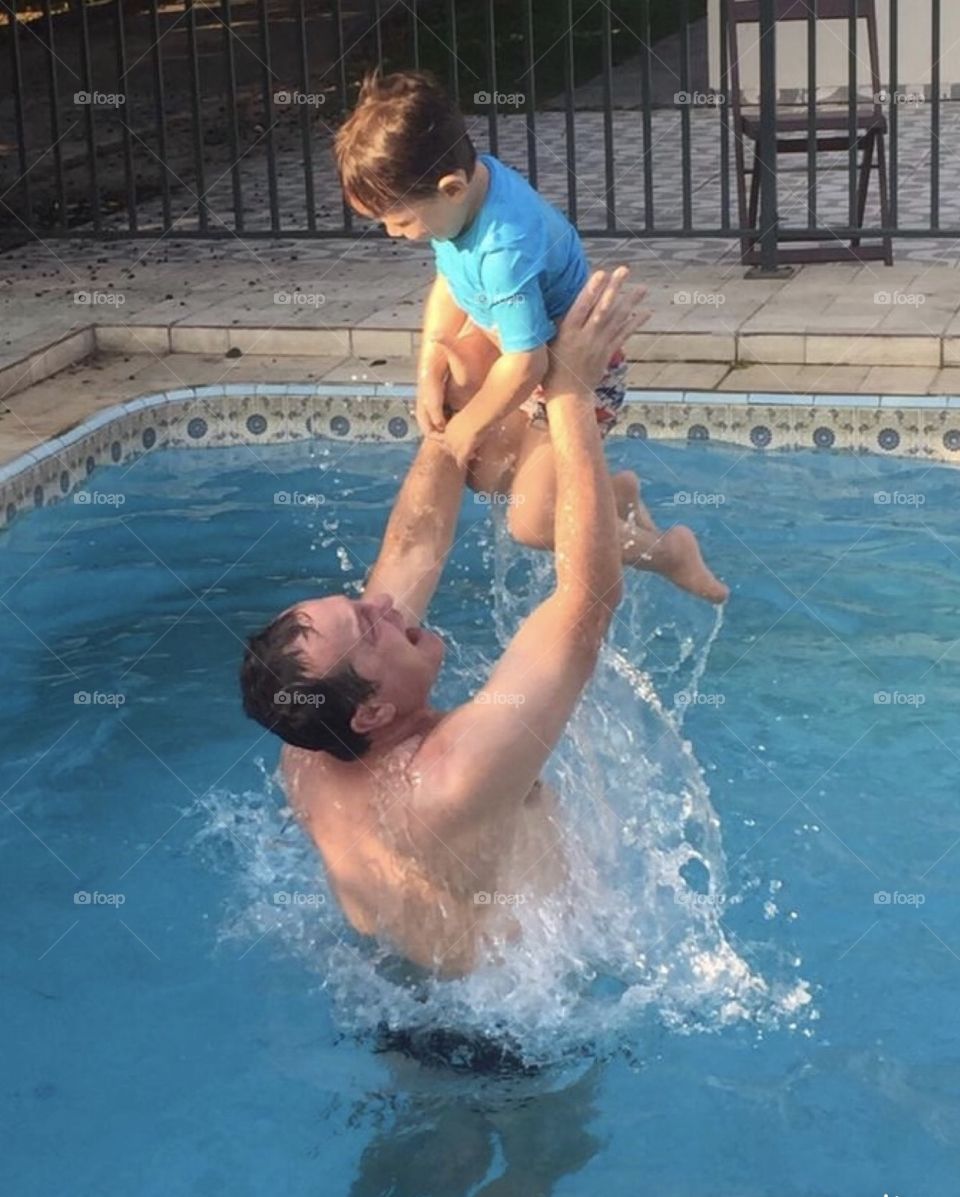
[2,434,959,1195]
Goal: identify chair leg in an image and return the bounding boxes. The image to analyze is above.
[747,142,761,243]
[875,132,893,266]
[852,130,875,251]
[734,129,751,265]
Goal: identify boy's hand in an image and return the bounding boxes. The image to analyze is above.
[430,411,478,470]
[416,366,448,436]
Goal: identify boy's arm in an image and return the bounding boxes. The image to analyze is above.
[417,274,468,435]
[439,346,547,466]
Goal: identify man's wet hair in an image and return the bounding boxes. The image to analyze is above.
[333,68,477,218]
[240,607,377,761]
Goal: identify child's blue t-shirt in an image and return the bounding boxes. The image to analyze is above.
[430,153,588,354]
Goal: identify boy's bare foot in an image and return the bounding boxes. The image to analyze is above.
[623,523,729,604]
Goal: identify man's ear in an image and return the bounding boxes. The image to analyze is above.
[437,171,469,201]
[351,699,397,736]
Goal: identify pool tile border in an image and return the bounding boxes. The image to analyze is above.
[4,382,960,530]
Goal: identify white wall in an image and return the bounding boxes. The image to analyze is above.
[707,1,960,101]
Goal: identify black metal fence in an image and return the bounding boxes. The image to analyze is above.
[2,0,959,267]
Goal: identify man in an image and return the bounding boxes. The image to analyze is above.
[240,268,642,978]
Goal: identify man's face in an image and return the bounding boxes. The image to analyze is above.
[292,593,444,723]
[352,173,470,242]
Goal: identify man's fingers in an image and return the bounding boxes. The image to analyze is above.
[590,267,631,327]
[565,269,609,329]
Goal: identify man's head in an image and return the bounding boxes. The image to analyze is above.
[333,69,478,241]
[240,593,444,760]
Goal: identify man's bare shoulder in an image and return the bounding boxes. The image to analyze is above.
[407,705,532,832]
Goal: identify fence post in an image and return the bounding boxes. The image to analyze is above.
[747,0,794,278]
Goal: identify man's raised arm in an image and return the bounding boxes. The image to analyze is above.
[362,439,468,626]
[413,268,645,821]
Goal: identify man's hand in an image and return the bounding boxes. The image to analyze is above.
[542,267,648,400]
[429,410,479,471]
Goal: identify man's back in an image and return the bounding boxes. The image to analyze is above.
[281,734,568,978]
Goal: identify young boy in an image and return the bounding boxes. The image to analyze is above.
[334,70,727,603]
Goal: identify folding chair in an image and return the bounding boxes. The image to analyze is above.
[724,0,893,266]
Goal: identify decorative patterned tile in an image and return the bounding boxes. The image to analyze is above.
[4,382,960,533]
[855,408,925,458]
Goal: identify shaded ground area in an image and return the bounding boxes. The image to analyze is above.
[0,0,375,246]
[0,0,704,248]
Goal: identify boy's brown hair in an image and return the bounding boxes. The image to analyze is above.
[333,70,477,217]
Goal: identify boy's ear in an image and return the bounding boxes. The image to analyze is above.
[437,171,469,201]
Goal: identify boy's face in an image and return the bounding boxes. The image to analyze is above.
[354,173,471,242]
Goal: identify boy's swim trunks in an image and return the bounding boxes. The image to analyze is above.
[519,348,628,439]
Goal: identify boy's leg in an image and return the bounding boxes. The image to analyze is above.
[505,421,729,604]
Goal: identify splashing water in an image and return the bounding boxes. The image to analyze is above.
[193,512,812,1066]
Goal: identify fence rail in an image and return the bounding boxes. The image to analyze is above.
[2,0,960,264]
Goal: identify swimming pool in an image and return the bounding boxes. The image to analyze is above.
[2,432,958,1195]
